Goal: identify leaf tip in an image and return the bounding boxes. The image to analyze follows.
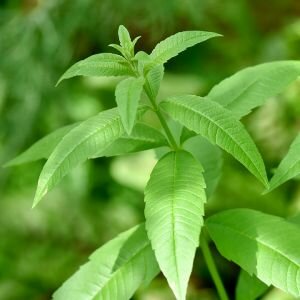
[55,76,64,87]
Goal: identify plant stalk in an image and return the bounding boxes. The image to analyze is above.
[128,59,179,150]
[200,232,229,300]
[143,80,179,150]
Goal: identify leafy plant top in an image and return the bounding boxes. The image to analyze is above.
[6,25,300,300]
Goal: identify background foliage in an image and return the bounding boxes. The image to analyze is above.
[1,0,300,299]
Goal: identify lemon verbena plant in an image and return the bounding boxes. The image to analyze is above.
[6,25,300,300]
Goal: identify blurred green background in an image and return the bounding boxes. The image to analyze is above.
[1,0,300,299]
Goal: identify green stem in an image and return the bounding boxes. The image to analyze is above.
[128,59,179,150]
[200,232,229,300]
[144,80,179,150]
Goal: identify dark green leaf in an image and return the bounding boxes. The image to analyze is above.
[183,135,223,198]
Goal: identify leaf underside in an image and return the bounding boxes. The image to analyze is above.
[145,150,206,300]
[57,53,133,85]
[33,108,124,207]
[53,224,159,300]
[160,96,268,187]
[206,208,300,297]
[183,135,223,198]
[208,60,300,119]
[93,122,168,158]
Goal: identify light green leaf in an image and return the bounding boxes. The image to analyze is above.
[236,270,268,300]
[4,123,78,167]
[160,96,268,187]
[183,135,223,198]
[149,31,221,66]
[57,53,133,85]
[206,208,300,297]
[115,77,144,134]
[145,64,164,99]
[93,122,168,157]
[118,25,132,49]
[145,150,206,300]
[208,61,300,119]
[268,133,300,192]
[53,224,159,300]
[33,108,124,207]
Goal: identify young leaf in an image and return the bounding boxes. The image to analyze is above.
[118,25,132,49]
[93,122,168,157]
[268,133,300,192]
[33,108,124,207]
[53,224,159,300]
[236,270,268,300]
[57,53,133,85]
[148,31,221,67]
[3,123,78,167]
[206,208,300,297]
[208,61,300,119]
[160,96,268,187]
[183,136,223,198]
[115,77,144,134]
[145,150,206,300]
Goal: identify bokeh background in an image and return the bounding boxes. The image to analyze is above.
[1,0,300,299]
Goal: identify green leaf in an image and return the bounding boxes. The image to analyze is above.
[208,61,300,119]
[4,123,78,167]
[118,25,132,49]
[206,208,300,297]
[145,150,206,300]
[115,77,144,134]
[93,122,168,157]
[57,53,133,85]
[33,108,124,207]
[236,270,268,300]
[160,96,268,187]
[149,31,221,66]
[183,135,223,198]
[179,127,196,144]
[53,224,159,300]
[145,64,164,99]
[268,133,300,192]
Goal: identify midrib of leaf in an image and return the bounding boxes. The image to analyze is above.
[167,100,266,184]
[210,222,300,271]
[92,242,152,299]
[171,153,181,296]
[35,114,122,202]
[152,34,206,62]
[218,78,259,112]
